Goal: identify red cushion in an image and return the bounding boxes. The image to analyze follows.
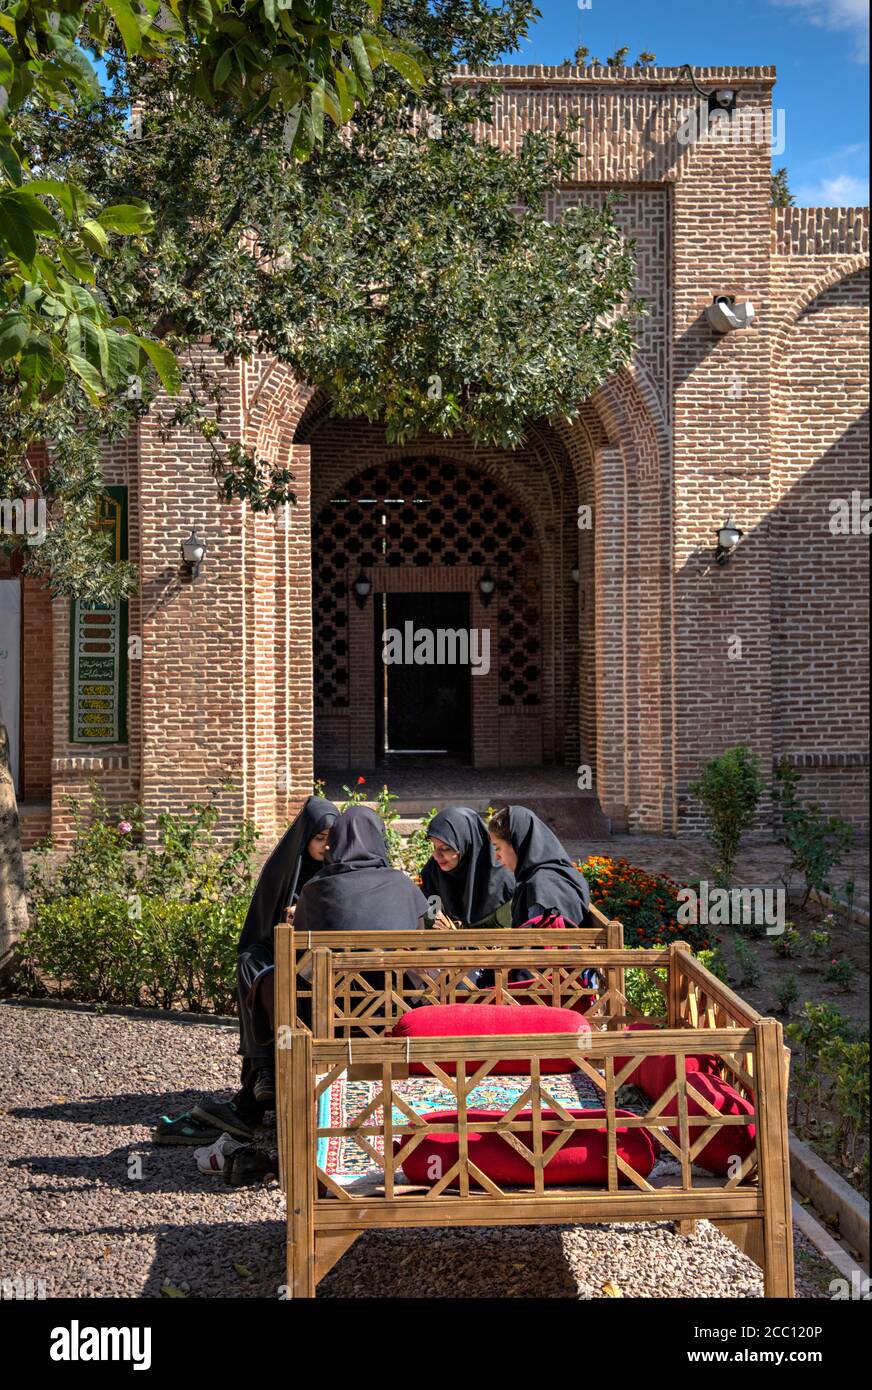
[615,1022,721,1098]
[657,1072,756,1175]
[613,1021,662,1088]
[396,1107,660,1188]
[389,1002,590,1075]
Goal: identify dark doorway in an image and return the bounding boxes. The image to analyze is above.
[375,593,471,758]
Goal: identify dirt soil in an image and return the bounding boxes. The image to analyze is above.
[714,900,869,1195]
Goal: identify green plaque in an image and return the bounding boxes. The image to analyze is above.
[69,487,128,743]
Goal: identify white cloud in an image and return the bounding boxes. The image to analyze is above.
[793,171,870,204]
[771,0,870,57]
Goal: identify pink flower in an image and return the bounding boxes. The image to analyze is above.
[118,821,132,835]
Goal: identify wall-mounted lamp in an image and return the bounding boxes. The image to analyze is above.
[478,568,496,607]
[708,85,737,118]
[680,64,738,121]
[180,528,206,578]
[352,569,372,608]
[715,518,744,566]
[570,566,581,584]
[706,294,756,333]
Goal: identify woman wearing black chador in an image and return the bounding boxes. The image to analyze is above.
[192,795,338,1139]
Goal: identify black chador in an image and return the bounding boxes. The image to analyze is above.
[236,795,338,1085]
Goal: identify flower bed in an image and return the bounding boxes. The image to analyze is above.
[579,855,718,953]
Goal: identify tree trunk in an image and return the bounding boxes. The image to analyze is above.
[0,721,29,980]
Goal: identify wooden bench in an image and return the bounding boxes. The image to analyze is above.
[274,931,794,1299]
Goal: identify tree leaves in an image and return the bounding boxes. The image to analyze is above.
[381,45,425,89]
[103,0,145,54]
[349,33,374,92]
[96,203,155,235]
[0,313,29,361]
[1,1,434,411]
[135,336,182,395]
[0,196,38,263]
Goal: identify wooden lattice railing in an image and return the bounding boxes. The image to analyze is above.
[306,945,665,1038]
[286,908,623,1032]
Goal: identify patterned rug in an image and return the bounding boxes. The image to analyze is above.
[316,1070,650,1183]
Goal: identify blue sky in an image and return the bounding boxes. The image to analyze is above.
[500,0,869,205]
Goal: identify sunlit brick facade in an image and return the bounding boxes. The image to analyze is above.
[7,67,868,845]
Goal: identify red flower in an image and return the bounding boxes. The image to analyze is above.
[357,776,366,785]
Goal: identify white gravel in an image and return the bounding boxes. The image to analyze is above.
[0,1000,827,1299]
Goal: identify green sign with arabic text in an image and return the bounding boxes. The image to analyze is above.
[69,487,128,744]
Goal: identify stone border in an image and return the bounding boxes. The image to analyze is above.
[790,1132,869,1265]
[815,889,870,929]
[792,1198,868,1289]
[1,995,236,1029]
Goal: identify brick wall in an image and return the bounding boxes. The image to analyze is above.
[22,67,869,844]
[770,253,869,829]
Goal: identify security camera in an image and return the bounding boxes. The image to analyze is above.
[706,295,756,333]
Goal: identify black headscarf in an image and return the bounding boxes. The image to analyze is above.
[293,805,429,933]
[238,795,338,953]
[421,807,515,925]
[500,806,590,928]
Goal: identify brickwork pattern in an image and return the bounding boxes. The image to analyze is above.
[770,267,870,828]
[18,67,868,843]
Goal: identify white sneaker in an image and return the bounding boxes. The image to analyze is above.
[194,1131,248,1175]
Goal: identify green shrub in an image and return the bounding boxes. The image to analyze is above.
[787,1003,868,1179]
[808,926,833,959]
[624,965,667,1019]
[772,924,800,958]
[775,974,799,1015]
[690,745,764,886]
[734,935,761,987]
[401,809,439,879]
[28,783,258,909]
[824,956,855,991]
[27,790,143,903]
[773,759,853,907]
[624,946,724,1019]
[822,1037,870,1172]
[17,894,245,1012]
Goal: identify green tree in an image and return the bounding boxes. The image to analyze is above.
[771,167,794,207]
[1,2,429,397]
[691,746,764,887]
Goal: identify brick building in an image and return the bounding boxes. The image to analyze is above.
[3,66,868,846]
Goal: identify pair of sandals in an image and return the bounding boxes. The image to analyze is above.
[154,1111,277,1186]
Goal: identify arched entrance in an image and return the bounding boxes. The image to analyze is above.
[312,456,543,769]
[241,362,674,832]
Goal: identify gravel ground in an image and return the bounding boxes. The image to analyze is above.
[0,1000,829,1300]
